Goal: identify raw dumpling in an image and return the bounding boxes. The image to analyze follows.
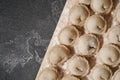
[75,34,100,56]
[88,65,112,80]
[67,56,89,76]
[107,25,120,45]
[85,15,107,34]
[69,4,90,26]
[38,68,59,80]
[98,44,120,67]
[48,45,71,65]
[91,0,113,14]
[116,8,120,23]
[62,75,80,80]
[79,0,91,5]
[58,25,79,46]
[112,69,120,80]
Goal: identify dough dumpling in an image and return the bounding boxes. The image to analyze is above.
[107,26,120,45]
[112,69,120,80]
[67,56,89,76]
[62,75,80,80]
[69,4,90,26]
[85,15,107,34]
[91,0,113,14]
[89,65,112,80]
[75,34,100,56]
[58,25,79,46]
[38,68,59,80]
[79,0,91,5]
[98,44,120,67]
[49,45,71,65]
[116,8,120,23]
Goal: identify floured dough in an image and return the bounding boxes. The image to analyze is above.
[75,34,100,56]
[91,0,113,14]
[88,65,112,80]
[69,4,90,26]
[112,68,120,80]
[79,0,91,5]
[48,45,71,65]
[38,68,59,80]
[67,56,89,76]
[98,44,120,67]
[62,75,80,80]
[58,25,79,46]
[107,25,120,45]
[85,15,107,34]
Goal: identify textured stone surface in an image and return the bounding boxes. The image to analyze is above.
[0,0,66,80]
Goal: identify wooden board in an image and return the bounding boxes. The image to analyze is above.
[35,0,120,80]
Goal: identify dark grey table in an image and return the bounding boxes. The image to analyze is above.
[0,0,66,80]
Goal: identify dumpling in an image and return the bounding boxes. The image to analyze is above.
[48,45,71,65]
[67,56,89,76]
[58,25,79,46]
[107,25,120,45]
[75,34,100,56]
[79,0,91,5]
[116,9,120,22]
[116,8,120,23]
[69,4,90,26]
[112,69,120,80]
[88,65,112,80]
[98,44,120,67]
[62,75,80,80]
[38,68,59,80]
[85,15,107,34]
[91,0,113,14]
